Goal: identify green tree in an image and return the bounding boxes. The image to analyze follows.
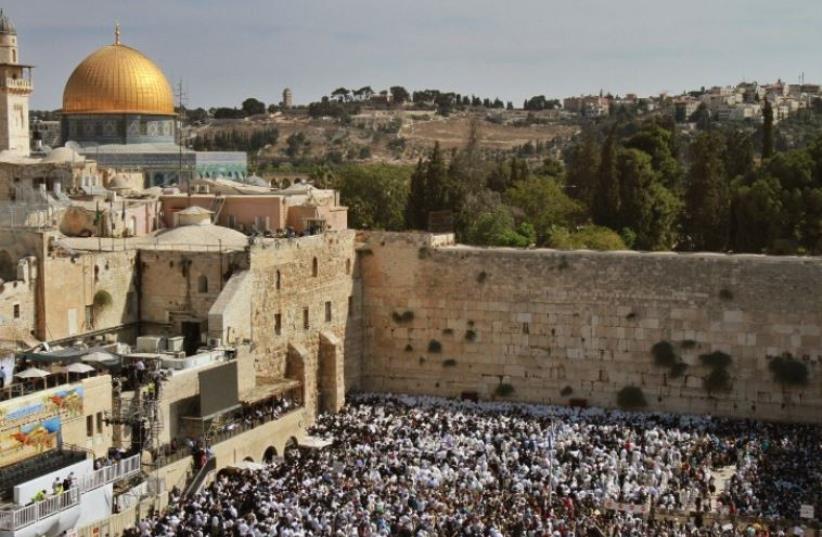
[505,177,584,245]
[548,226,627,250]
[425,142,451,213]
[685,131,730,251]
[336,164,411,230]
[241,98,266,116]
[593,130,620,228]
[616,149,680,250]
[390,86,410,104]
[462,204,534,247]
[405,159,427,229]
[624,123,681,190]
[731,175,784,252]
[762,100,775,159]
[565,129,600,209]
[723,129,755,179]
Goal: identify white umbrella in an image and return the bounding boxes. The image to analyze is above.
[15,367,51,379]
[82,351,116,364]
[61,362,96,374]
[15,367,51,389]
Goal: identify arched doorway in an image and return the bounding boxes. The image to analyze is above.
[243,456,254,463]
[263,446,278,464]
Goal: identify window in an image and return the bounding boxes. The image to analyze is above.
[345,258,351,275]
[303,307,309,330]
[96,412,103,434]
[276,270,281,290]
[312,257,318,277]
[522,322,530,335]
[348,296,353,316]
[13,304,19,319]
[274,313,282,336]
[325,301,332,323]
[86,415,94,437]
[198,275,208,293]
[85,305,94,329]
[228,215,237,228]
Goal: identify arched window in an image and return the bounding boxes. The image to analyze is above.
[312,257,318,277]
[198,275,208,293]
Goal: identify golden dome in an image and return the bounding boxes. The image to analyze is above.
[62,39,174,116]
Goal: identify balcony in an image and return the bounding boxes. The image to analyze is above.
[0,454,141,531]
[0,78,31,92]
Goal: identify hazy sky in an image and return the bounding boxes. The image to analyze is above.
[7,0,822,110]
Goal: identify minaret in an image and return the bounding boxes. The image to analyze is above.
[0,10,32,156]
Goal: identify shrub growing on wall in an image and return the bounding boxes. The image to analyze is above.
[651,341,677,367]
[428,339,442,353]
[495,383,515,397]
[442,359,457,368]
[768,353,809,386]
[465,329,477,342]
[670,362,689,378]
[616,386,647,409]
[560,385,573,397]
[93,290,113,309]
[699,351,732,369]
[392,310,414,323]
[704,367,732,394]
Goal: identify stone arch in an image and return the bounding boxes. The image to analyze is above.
[0,250,16,281]
[263,446,278,463]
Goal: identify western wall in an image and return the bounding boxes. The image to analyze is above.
[356,232,822,422]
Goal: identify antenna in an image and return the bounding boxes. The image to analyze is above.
[175,79,190,205]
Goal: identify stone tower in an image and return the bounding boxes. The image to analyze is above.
[282,88,293,109]
[0,10,32,157]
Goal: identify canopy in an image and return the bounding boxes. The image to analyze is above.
[61,362,96,374]
[15,367,51,379]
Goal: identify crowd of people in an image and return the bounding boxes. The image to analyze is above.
[127,394,820,537]
[211,397,297,437]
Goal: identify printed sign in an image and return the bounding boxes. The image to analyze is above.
[799,504,814,520]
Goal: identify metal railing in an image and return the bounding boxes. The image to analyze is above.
[0,488,80,531]
[0,454,141,531]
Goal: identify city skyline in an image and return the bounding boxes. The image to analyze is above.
[7,0,822,110]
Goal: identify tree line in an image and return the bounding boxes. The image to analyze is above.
[330,111,822,255]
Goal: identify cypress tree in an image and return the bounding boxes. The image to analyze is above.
[762,100,774,159]
[593,130,620,228]
[685,131,730,250]
[405,159,427,229]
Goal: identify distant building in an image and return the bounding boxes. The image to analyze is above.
[282,87,293,109]
[30,119,60,151]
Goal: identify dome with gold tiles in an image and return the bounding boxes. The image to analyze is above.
[62,32,174,116]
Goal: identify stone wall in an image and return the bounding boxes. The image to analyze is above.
[41,248,139,341]
[248,231,361,420]
[139,249,248,337]
[0,256,36,345]
[358,232,822,423]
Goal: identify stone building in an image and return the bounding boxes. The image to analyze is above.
[0,10,32,158]
[59,25,246,186]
